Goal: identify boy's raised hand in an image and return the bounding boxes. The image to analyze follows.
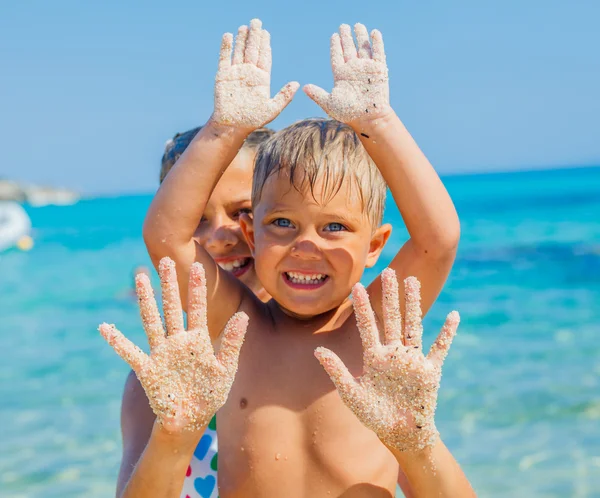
[99,258,248,434]
[304,23,390,124]
[315,269,459,452]
[213,19,299,129]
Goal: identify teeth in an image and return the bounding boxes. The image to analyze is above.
[218,258,248,272]
[286,272,326,285]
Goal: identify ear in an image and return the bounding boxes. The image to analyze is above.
[365,223,392,268]
[239,213,256,256]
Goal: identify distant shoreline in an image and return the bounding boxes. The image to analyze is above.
[0,179,80,207]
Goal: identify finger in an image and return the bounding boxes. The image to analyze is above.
[330,33,344,72]
[314,347,362,402]
[403,277,423,350]
[187,262,207,331]
[244,18,262,65]
[216,312,249,374]
[99,323,148,372]
[352,283,380,351]
[339,24,357,62]
[370,29,386,64]
[427,311,460,367]
[136,273,165,351]
[218,32,233,71]
[354,23,372,59]
[303,84,330,111]
[232,25,248,65]
[268,81,300,117]
[381,268,402,345]
[257,29,272,73]
[158,257,185,335]
[187,263,214,356]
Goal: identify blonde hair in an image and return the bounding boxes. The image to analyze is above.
[160,126,274,184]
[252,118,387,226]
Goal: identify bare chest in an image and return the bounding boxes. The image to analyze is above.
[215,321,398,497]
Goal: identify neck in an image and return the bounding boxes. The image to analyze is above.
[268,297,354,334]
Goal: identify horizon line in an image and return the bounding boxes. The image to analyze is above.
[80,163,600,200]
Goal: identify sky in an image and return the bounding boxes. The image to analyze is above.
[1,0,599,195]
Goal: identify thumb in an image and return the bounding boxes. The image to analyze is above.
[268,81,300,118]
[303,84,330,111]
[427,311,459,368]
[99,323,149,373]
[315,347,361,402]
[216,312,249,373]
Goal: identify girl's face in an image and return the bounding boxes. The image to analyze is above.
[194,149,269,302]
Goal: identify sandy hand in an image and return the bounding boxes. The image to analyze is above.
[213,19,299,128]
[315,269,459,452]
[99,258,248,433]
[304,23,390,124]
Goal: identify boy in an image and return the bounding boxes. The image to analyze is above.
[116,126,275,498]
[119,132,415,498]
[105,19,475,497]
[159,126,274,302]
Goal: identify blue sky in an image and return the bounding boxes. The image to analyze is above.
[1,0,599,195]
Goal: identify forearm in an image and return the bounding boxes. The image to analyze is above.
[390,439,476,498]
[352,111,460,253]
[397,468,415,498]
[120,422,204,498]
[143,120,249,257]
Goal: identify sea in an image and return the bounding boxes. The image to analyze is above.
[1,166,599,497]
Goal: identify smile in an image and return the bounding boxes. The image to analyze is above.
[283,271,329,288]
[217,257,252,277]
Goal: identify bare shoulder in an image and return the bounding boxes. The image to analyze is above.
[222,289,274,334]
[116,370,156,496]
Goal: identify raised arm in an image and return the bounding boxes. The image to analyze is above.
[315,270,476,497]
[304,23,459,318]
[143,19,298,335]
[100,261,248,498]
[117,371,206,498]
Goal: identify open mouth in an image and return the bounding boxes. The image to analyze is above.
[217,257,252,278]
[283,271,329,289]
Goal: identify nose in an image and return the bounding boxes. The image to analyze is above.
[290,231,323,261]
[204,219,239,252]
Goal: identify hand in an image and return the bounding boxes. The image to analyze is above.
[212,18,299,129]
[99,258,248,433]
[315,269,459,452]
[304,23,391,124]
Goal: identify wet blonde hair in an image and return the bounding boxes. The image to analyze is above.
[252,118,387,226]
[160,126,274,184]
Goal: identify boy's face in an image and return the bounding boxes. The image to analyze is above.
[242,172,390,318]
[194,149,267,301]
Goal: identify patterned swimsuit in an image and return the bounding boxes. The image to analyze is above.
[180,416,219,498]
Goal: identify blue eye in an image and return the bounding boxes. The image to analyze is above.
[324,222,347,232]
[273,218,293,228]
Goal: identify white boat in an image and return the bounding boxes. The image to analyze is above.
[0,202,32,252]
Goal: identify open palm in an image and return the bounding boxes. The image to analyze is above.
[99,258,248,433]
[213,19,299,128]
[315,269,459,451]
[304,23,390,124]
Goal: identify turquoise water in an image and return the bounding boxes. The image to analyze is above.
[1,166,600,497]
